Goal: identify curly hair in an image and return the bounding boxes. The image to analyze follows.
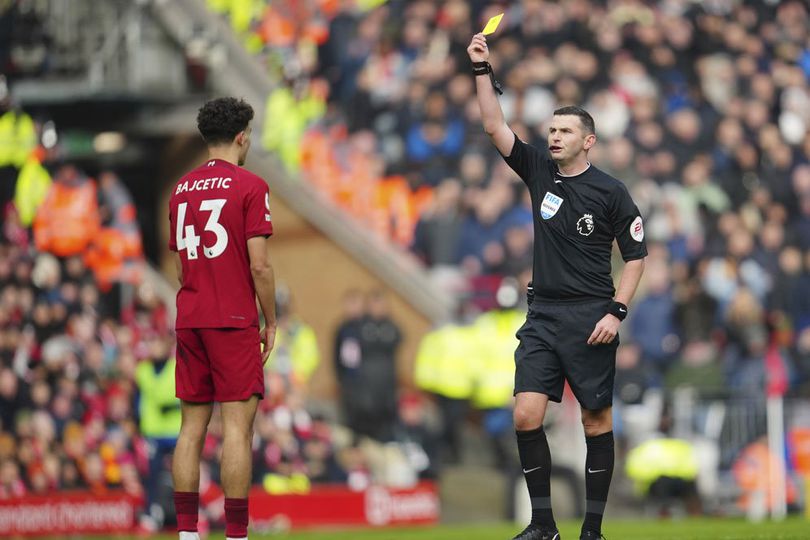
[196,97,254,145]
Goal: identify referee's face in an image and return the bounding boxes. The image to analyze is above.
[547,115,595,165]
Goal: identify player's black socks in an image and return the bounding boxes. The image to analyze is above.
[582,431,614,535]
[516,426,556,530]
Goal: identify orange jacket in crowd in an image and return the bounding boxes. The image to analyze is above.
[33,174,100,257]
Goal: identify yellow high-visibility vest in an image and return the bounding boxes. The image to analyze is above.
[14,156,51,227]
[0,111,36,168]
[135,359,181,438]
[625,438,699,495]
[266,320,320,385]
[262,87,326,172]
[471,309,523,409]
[415,324,479,400]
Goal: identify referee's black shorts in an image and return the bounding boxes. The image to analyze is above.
[514,298,618,410]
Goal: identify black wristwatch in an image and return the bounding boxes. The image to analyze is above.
[471,61,503,95]
[607,301,628,321]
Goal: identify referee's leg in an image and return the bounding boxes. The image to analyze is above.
[513,392,558,535]
[580,406,614,538]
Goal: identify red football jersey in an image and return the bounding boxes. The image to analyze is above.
[169,159,273,329]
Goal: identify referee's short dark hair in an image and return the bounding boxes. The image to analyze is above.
[553,105,595,135]
[197,97,254,145]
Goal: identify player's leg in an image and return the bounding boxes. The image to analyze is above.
[172,400,214,540]
[173,329,216,540]
[220,397,259,540]
[203,327,264,540]
[512,310,564,539]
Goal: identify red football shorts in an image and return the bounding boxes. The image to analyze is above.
[175,327,264,402]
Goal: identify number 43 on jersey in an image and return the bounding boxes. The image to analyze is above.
[176,199,229,260]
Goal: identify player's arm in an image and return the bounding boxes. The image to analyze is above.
[174,252,183,285]
[468,33,514,156]
[247,235,277,363]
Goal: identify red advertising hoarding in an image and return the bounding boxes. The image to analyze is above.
[249,482,440,530]
[0,482,439,535]
[0,491,139,536]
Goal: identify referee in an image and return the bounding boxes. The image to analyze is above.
[468,34,647,540]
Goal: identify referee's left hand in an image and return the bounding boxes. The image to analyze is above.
[588,314,620,345]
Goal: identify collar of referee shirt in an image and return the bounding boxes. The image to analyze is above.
[556,162,592,178]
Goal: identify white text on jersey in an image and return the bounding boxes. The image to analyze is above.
[176,177,232,195]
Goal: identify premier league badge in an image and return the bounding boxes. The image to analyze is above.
[540,192,563,220]
[577,213,594,236]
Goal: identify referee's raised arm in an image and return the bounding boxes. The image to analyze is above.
[468,33,514,157]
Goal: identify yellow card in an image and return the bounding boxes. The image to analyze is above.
[482,13,504,35]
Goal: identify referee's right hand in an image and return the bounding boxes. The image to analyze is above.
[468,33,489,63]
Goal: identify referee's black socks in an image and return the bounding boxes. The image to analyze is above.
[516,426,556,530]
[582,431,614,535]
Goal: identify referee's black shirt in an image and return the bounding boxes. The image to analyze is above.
[503,133,647,302]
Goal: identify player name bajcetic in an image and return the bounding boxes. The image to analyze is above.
[175,176,233,194]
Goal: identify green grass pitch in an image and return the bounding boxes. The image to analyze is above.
[43,518,809,539]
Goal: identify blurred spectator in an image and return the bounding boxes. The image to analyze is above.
[262,77,327,172]
[334,288,366,425]
[625,437,702,517]
[470,278,523,472]
[0,76,36,212]
[411,177,463,267]
[612,342,663,453]
[33,164,100,258]
[265,284,320,389]
[0,368,25,431]
[393,392,439,480]
[723,288,768,390]
[414,303,478,464]
[135,334,180,530]
[85,171,144,291]
[732,436,801,515]
[629,257,679,383]
[664,340,725,398]
[343,290,401,442]
[613,334,645,399]
[673,268,718,345]
[13,146,51,230]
